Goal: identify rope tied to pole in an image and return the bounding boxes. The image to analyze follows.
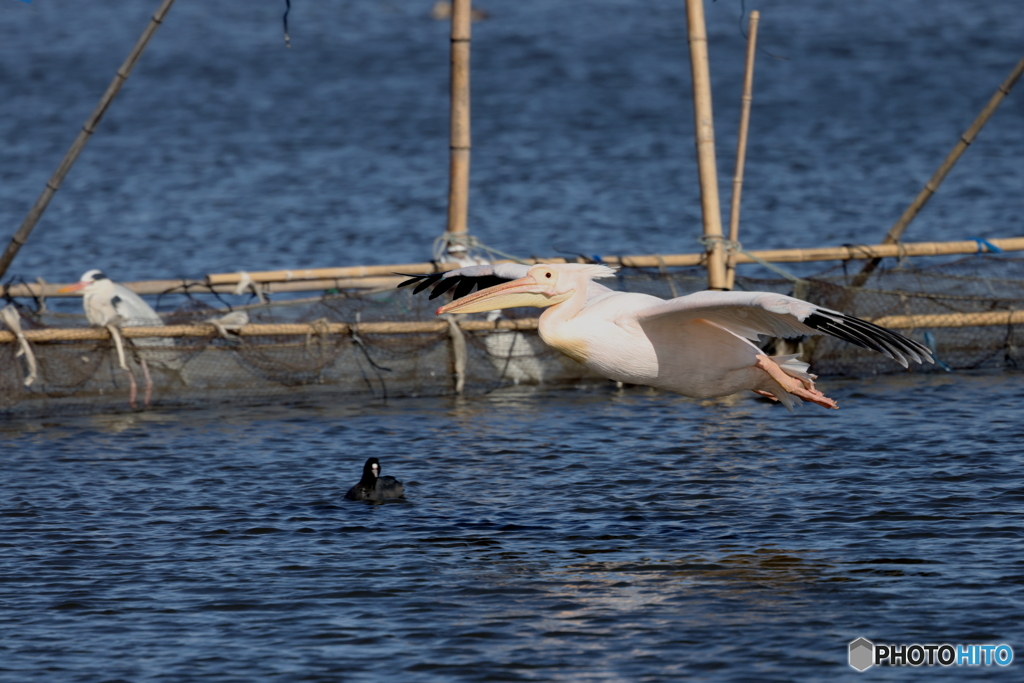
[232,271,267,304]
[698,235,807,286]
[443,314,467,394]
[971,237,1004,254]
[655,255,680,298]
[282,0,292,48]
[304,317,332,360]
[0,305,38,387]
[433,232,529,266]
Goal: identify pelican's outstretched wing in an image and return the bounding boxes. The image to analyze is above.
[398,263,616,302]
[633,290,933,368]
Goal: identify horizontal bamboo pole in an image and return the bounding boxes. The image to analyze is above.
[5,306,1024,347]
[7,307,1024,345]
[198,236,1024,282]
[717,237,1024,265]
[5,236,1023,299]
[0,318,541,344]
[0,276,406,299]
[870,310,1024,330]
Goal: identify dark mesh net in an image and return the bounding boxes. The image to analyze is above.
[3,255,1022,416]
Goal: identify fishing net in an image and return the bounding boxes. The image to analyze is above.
[2,255,1022,416]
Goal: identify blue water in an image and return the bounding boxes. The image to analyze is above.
[2,0,1024,680]
[3,374,1024,680]
[1,0,1022,282]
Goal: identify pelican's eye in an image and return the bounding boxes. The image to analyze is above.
[544,272,552,279]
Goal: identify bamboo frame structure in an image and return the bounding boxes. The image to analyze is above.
[446,0,472,239]
[683,0,727,290]
[3,236,1022,299]
[852,53,1024,288]
[724,10,760,291]
[0,0,178,281]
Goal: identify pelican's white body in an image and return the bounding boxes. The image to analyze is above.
[433,263,930,410]
[542,289,785,399]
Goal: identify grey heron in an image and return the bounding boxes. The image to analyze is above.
[59,269,172,408]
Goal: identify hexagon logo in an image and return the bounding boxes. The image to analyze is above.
[849,638,874,671]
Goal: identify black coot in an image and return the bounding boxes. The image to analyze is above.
[344,457,405,502]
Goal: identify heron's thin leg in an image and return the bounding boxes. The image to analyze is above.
[126,365,138,409]
[140,358,153,407]
[106,323,137,409]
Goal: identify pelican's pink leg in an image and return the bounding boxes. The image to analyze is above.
[751,389,779,402]
[140,358,153,407]
[754,354,838,409]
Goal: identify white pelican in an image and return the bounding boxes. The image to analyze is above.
[399,263,933,410]
[344,457,406,502]
[59,269,171,407]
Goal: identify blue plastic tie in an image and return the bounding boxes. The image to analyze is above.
[923,331,952,372]
[971,238,1003,254]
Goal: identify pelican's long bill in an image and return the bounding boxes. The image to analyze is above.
[436,274,572,315]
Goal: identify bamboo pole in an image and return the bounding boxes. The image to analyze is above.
[196,236,1024,279]
[0,276,408,299]
[0,318,541,344]
[4,236,1023,299]
[869,310,1024,330]
[9,307,1024,346]
[684,0,727,290]
[446,0,472,240]
[852,53,1024,288]
[0,0,178,281]
[724,10,760,291]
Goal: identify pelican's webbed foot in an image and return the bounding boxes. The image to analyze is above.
[754,354,838,410]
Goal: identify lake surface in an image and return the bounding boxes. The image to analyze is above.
[2,0,1023,680]
[1,0,1022,282]
[2,372,1024,681]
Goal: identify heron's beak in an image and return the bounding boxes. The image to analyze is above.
[57,282,88,294]
[436,275,572,315]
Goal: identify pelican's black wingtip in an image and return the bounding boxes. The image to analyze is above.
[803,309,934,368]
[395,273,423,289]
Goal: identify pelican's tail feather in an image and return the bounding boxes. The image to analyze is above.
[769,381,802,413]
[773,354,816,384]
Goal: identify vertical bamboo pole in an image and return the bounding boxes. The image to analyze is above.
[0,0,179,281]
[684,0,727,290]
[851,53,1024,289]
[724,11,760,291]
[446,0,472,240]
